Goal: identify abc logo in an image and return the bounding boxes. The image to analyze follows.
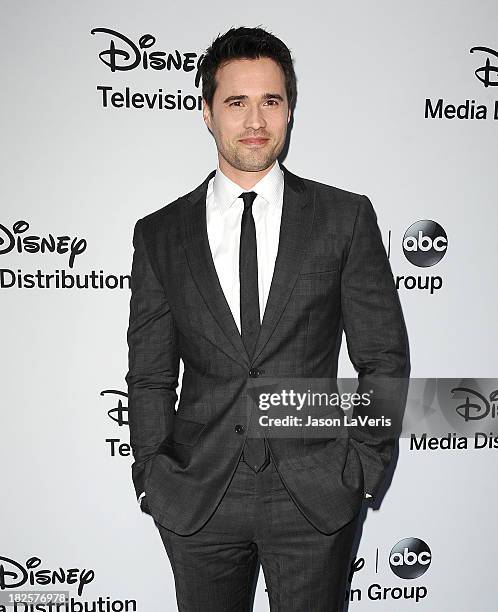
[403,220,447,267]
[389,537,432,579]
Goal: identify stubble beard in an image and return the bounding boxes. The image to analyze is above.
[220,137,284,173]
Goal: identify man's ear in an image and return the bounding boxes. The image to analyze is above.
[202,99,212,131]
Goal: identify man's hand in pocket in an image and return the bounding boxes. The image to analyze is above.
[140,495,152,516]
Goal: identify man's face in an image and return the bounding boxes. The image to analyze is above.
[203,56,291,174]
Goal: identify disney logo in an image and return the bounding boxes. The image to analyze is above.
[0,556,94,596]
[101,389,128,426]
[469,46,498,87]
[451,386,498,421]
[0,220,86,268]
[91,27,203,86]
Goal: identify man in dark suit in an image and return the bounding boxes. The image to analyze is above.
[126,26,410,611]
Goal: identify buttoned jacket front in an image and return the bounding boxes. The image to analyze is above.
[126,164,410,536]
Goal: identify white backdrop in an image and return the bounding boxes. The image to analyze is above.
[1,0,497,610]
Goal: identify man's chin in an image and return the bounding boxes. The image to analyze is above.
[231,154,277,173]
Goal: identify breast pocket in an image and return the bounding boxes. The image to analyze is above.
[299,256,339,273]
[294,261,340,296]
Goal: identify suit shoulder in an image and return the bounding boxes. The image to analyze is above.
[301,176,368,222]
[134,171,214,237]
[132,195,187,244]
[138,196,183,227]
[303,176,364,204]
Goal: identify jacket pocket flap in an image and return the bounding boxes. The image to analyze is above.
[172,416,207,446]
[299,260,339,275]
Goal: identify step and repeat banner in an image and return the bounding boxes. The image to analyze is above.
[1,1,497,610]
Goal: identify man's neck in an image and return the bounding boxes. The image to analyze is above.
[218,158,276,190]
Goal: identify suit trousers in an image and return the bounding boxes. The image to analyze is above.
[154,454,360,612]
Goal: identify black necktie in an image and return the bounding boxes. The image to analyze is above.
[239,191,260,357]
[239,191,269,472]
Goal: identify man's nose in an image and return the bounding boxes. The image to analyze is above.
[243,105,267,130]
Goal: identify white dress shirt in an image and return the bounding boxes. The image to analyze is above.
[206,158,284,332]
[138,159,371,505]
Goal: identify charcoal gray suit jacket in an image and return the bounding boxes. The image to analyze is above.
[125,164,410,536]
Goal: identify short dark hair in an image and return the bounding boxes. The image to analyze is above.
[200,26,297,113]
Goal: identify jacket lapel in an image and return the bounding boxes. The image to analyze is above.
[180,163,314,369]
[180,169,249,368]
[251,165,314,363]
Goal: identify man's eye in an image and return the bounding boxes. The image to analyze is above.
[228,100,279,107]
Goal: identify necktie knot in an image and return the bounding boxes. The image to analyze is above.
[240,191,257,210]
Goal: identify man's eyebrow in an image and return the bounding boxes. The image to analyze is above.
[222,93,284,104]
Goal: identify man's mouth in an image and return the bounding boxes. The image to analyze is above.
[239,137,270,146]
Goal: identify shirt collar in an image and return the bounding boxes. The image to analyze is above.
[212,159,284,214]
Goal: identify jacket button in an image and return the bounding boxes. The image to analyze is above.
[249,368,261,377]
[234,424,244,434]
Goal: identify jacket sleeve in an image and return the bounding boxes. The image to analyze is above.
[340,195,410,499]
[125,218,180,502]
